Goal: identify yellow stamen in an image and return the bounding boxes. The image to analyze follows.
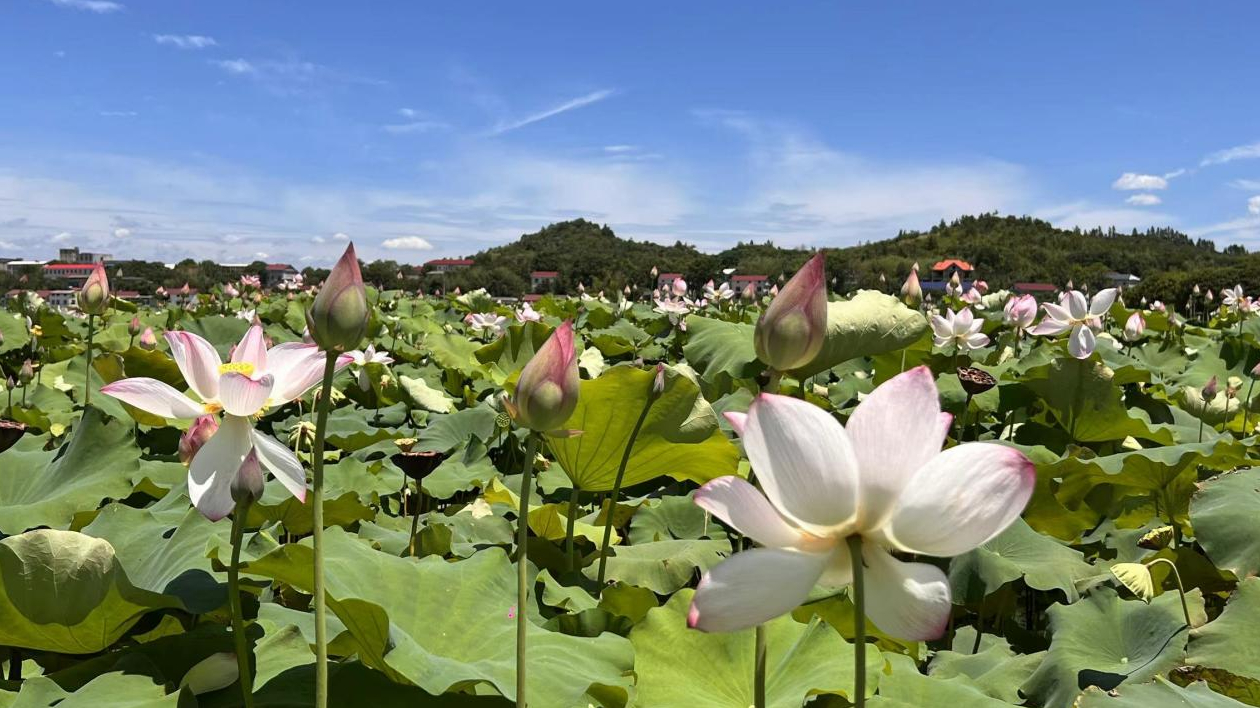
[203,402,222,415]
[218,362,256,377]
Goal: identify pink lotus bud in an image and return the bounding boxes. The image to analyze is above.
[77,264,111,315]
[1203,376,1219,401]
[508,320,579,432]
[754,252,827,372]
[900,268,922,307]
[624,284,632,295]
[231,448,266,505]
[1251,360,1260,378]
[224,283,240,298]
[180,283,191,296]
[769,284,779,297]
[128,315,142,336]
[653,363,666,394]
[18,359,34,385]
[672,278,687,297]
[139,327,157,350]
[1206,289,1214,302]
[1124,311,1146,342]
[179,415,219,465]
[1004,295,1037,329]
[650,266,659,278]
[306,243,368,352]
[975,280,989,294]
[156,286,167,297]
[742,282,757,300]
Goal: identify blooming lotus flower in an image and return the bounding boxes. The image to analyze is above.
[754,253,827,372]
[688,367,1034,637]
[1029,288,1117,359]
[515,302,543,323]
[1223,285,1245,310]
[974,280,989,295]
[1123,311,1146,342]
[240,275,261,289]
[960,287,983,307]
[654,297,691,331]
[930,307,989,351]
[465,312,507,336]
[1149,300,1165,313]
[347,344,394,391]
[506,320,579,433]
[1003,295,1037,331]
[101,324,352,520]
[704,280,735,302]
[77,264,110,315]
[223,283,240,298]
[235,308,256,321]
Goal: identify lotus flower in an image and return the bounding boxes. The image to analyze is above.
[704,280,735,302]
[671,278,688,298]
[465,312,507,336]
[77,264,110,315]
[240,274,261,289]
[101,324,352,520]
[139,327,157,350]
[1123,311,1146,342]
[754,253,827,372]
[654,297,691,331]
[900,268,922,308]
[930,307,988,351]
[515,303,543,323]
[128,316,142,337]
[1223,285,1245,311]
[347,344,394,391]
[179,415,219,464]
[960,287,983,307]
[1003,295,1037,331]
[223,283,240,298]
[1030,288,1117,359]
[688,367,1034,637]
[307,244,368,353]
[505,320,579,433]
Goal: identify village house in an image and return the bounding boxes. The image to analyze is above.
[530,270,559,291]
[425,258,475,273]
[731,273,772,296]
[264,263,300,288]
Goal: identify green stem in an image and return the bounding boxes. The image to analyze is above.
[84,314,94,406]
[1244,376,1256,436]
[408,480,422,557]
[228,497,256,708]
[516,433,540,707]
[846,535,867,708]
[310,352,338,708]
[597,387,655,586]
[7,648,20,681]
[565,486,580,573]
[971,596,985,654]
[1146,558,1192,628]
[754,623,767,708]
[1198,417,1204,443]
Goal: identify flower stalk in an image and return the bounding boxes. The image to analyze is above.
[516,432,540,707]
[846,534,866,708]
[228,495,256,708]
[311,351,338,708]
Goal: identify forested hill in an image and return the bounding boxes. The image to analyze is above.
[429,214,1256,304]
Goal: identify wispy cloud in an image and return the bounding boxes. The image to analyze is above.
[210,57,385,96]
[1125,193,1162,206]
[489,89,615,136]
[99,110,138,117]
[1112,173,1168,190]
[382,236,435,250]
[1201,141,1260,167]
[1230,179,1260,190]
[46,0,123,13]
[1250,196,1260,216]
[153,34,217,50]
[382,120,447,135]
[212,58,255,75]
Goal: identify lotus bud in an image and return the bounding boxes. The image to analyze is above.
[623,284,632,296]
[77,264,110,315]
[224,283,239,298]
[1251,360,1260,378]
[1193,284,1201,295]
[948,271,961,294]
[306,243,368,353]
[179,415,219,465]
[1227,376,1243,399]
[230,448,266,505]
[506,320,579,433]
[1066,279,1075,291]
[18,359,34,385]
[577,282,586,293]
[742,282,756,300]
[156,286,167,297]
[1123,312,1146,342]
[754,252,827,372]
[770,284,779,297]
[650,266,658,278]
[975,280,989,294]
[879,272,887,286]
[672,278,687,297]
[139,327,157,350]
[1203,376,1219,401]
[1206,289,1214,302]
[900,268,922,307]
[653,363,666,395]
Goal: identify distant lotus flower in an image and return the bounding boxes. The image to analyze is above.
[1123,311,1146,342]
[240,274,261,289]
[1205,289,1214,303]
[688,367,1034,637]
[77,264,110,315]
[1003,295,1037,331]
[505,320,579,433]
[347,344,394,391]
[1193,284,1201,295]
[1030,288,1117,359]
[224,284,240,298]
[754,252,827,372]
[704,280,735,302]
[465,312,507,336]
[307,244,368,353]
[128,316,143,337]
[960,287,983,307]
[742,282,757,300]
[515,303,543,323]
[101,324,352,520]
[156,286,168,297]
[179,415,220,464]
[671,278,688,297]
[18,359,34,385]
[769,284,779,297]
[974,280,989,294]
[1223,285,1246,310]
[654,297,692,331]
[1149,300,1166,313]
[900,268,922,308]
[235,308,256,321]
[1202,376,1219,401]
[139,327,158,350]
[930,307,989,351]
[650,266,659,278]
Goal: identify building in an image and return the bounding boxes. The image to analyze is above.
[43,263,99,285]
[1013,282,1058,299]
[425,258,474,273]
[0,259,47,274]
[57,247,111,264]
[531,270,559,291]
[731,274,772,296]
[264,263,299,288]
[656,272,684,291]
[4,289,77,308]
[929,259,974,283]
[1104,272,1141,288]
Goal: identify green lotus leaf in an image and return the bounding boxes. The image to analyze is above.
[398,375,457,413]
[583,538,730,594]
[1076,677,1250,707]
[949,517,1095,603]
[1190,467,1260,580]
[1186,577,1260,684]
[928,629,1046,704]
[796,290,929,377]
[870,653,1011,707]
[681,315,762,381]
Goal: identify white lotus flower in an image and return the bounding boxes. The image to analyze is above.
[1223,285,1245,310]
[704,280,735,302]
[347,344,394,391]
[929,307,989,351]
[1123,312,1146,342]
[515,303,542,323]
[464,312,507,336]
[688,367,1034,638]
[1029,288,1116,359]
[654,297,692,331]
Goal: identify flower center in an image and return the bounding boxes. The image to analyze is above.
[218,362,256,377]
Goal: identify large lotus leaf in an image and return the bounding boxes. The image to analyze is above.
[423,332,485,379]
[81,504,226,614]
[7,384,77,432]
[398,375,457,414]
[1186,577,1260,683]
[681,315,763,381]
[474,321,553,383]
[928,629,1045,704]
[2,672,180,707]
[415,403,500,454]
[949,517,1095,603]
[1021,587,1206,708]
[628,491,712,544]
[416,443,500,499]
[178,316,250,358]
[583,538,730,594]
[35,355,134,423]
[0,530,176,653]
[0,311,32,353]
[629,589,882,707]
[1190,468,1260,579]
[1021,358,1174,444]
[1049,439,1245,503]
[796,290,929,377]
[869,654,1011,708]
[589,320,648,358]
[239,529,634,704]
[548,365,739,491]
[1076,678,1249,707]
[0,406,140,534]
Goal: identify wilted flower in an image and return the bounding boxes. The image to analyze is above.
[1123,311,1146,342]
[688,367,1034,637]
[1030,288,1117,359]
[930,307,989,351]
[1003,295,1037,331]
[505,320,579,434]
[102,324,353,520]
[307,244,368,353]
[754,253,827,372]
[77,264,110,315]
[956,366,997,396]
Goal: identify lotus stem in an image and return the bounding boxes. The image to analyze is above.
[228,496,256,708]
[596,379,656,586]
[846,534,867,708]
[754,623,767,708]
[1244,376,1256,435]
[84,314,94,406]
[1146,558,1191,628]
[565,486,580,573]
[516,432,541,707]
[408,481,422,557]
[311,351,338,708]
[8,648,20,681]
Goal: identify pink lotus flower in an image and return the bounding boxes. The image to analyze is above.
[77,264,110,315]
[754,252,827,372]
[515,303,542,323]
[671,278,688,297]
[102,324,352,520]
[1123,311,1146,342]
[223,283,240,299]
[240,274,261,289]
[688,367,1034,638]
[1030,288,1117,359]
[1003,294,1037,331]
[138,327,158,350]
[930,307,988,351]
[465,312,508,336]
[506,320,579,433]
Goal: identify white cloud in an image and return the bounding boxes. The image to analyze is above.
[51,231,73,243]
[1036,202,1174,232]
[1229,179,1260,190]
[1163,168,1186,180]
[382,121,446,135]
[311,235,325,244]
[47,0,123,13]
[1112,173,1168,191]
[112,227,131,238]
[604,145,637,153]
[153,34,217,50]
[1125,193,1162,206]
[99,111,138,117]
[332,232,350,241]
[212,59,256,75]
[1250,196,1260,216]
[1201,141,1260,167]
[381,236,435,251]
[254,252,269,260]
[398,108,421,118]
[489,89,615,136]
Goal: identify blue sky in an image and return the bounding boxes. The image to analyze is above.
[2,1,1260,265]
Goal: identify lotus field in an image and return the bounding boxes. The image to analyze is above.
[5,248,1260,708]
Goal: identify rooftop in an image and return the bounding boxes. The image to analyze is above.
[731,274,768,281]
[931,259,974,272]
[426,258,475,266]
[531,270,559,277]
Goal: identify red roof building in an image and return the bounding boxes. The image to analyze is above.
[931,259,973,272]
[1013,282,1057,294]
[425,258,474,273]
